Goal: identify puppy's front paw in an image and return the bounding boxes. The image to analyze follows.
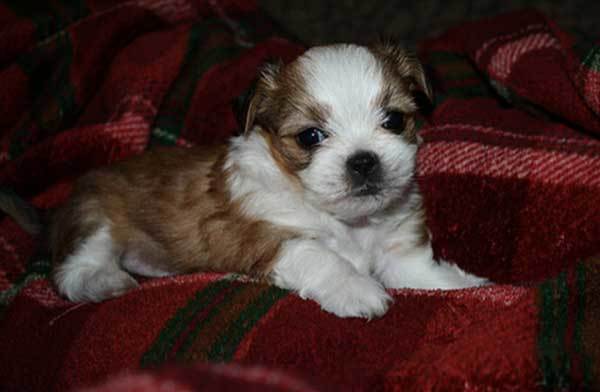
[319,275,392,319]
[441,261,491,289]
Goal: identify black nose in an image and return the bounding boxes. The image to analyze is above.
[346,151,382,186]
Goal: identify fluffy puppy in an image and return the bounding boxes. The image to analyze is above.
[51,43,488,318]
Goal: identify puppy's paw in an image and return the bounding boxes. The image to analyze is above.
[319,275,392,319]
[377,247,491,290]
[86,268,140,301]
[441,261,491,289]
[56,263,140,302]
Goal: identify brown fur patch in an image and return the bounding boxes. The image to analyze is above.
[243,60,332,177]
[414,208,431,247]
[51,146,297,279]
[261,129,308,181]
[369,41,432,144]
[384,202,431,254]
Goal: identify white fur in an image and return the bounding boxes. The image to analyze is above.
[271,239,391,319]
[375,245,489,290]
[121,251,173,278]
[54,225,139,302]
[225,44,489,318]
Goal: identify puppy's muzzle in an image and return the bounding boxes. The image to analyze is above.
[346,151,383,196]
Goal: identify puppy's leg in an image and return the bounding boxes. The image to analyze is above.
[271,238,392,318]
[121,250,173,278]
[120,234,174,278]
[375,245,489,290]
[54,225,139,302]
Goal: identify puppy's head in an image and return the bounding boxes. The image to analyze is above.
[244,42,433,221]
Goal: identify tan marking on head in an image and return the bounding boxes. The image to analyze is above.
[414,208,431,247]
[244,55,332,176]
[370,40,432,99]
[370,40,433,144]
[259,128,306,184]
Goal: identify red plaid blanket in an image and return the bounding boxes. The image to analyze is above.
[0,2,599,391]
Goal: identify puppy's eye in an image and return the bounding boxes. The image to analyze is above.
[382,110,405,132]
[296,127,328,149]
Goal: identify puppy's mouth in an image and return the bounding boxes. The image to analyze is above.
[351,183,381,197]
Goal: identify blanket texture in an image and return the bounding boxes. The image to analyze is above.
[0,1,599,390]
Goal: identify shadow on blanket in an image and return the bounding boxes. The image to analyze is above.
[0,1,599,391]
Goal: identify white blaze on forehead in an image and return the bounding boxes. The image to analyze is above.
[297,44,385,139]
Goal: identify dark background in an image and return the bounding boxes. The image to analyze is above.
[260,0,598,48]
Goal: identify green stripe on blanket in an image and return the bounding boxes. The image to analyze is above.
[0,253,51,317]
[150,20,243,147]
[581,46,600,72]
[427,51,492,102]
[538,259,598,389]
[141,276,288,366]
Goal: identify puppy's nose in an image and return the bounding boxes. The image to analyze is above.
[346,151,382,185]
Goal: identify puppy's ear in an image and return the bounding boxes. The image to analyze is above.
[371,39,435,115]
[243,61,282,134]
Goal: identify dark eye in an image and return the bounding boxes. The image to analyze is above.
[382,110,405,132]
[296,127,328,149]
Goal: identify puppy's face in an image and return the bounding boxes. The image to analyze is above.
[245,43,432,221]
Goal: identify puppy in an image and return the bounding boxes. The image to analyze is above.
[51,43,488,318]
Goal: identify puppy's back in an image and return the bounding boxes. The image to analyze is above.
[50,146,295,302]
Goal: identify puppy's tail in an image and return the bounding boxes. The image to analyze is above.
[0,187,43,235]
